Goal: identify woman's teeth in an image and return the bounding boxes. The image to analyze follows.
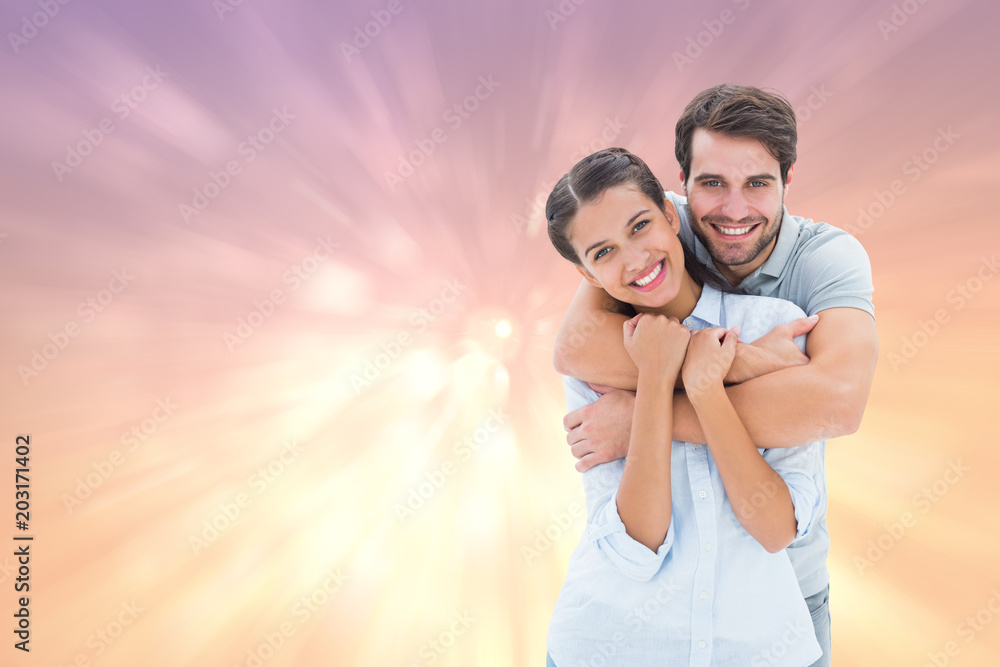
[714,224,756,236]
[632,261,662,287]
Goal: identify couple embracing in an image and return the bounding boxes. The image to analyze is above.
[543,84,878,666]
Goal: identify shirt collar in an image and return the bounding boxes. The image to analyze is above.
[757,206,800,278]
[687,283,723,328]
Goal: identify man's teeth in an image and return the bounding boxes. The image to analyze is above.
[632,261,662,287]
[715,224,755,236]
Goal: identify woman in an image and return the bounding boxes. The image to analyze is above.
[544,147,823,666]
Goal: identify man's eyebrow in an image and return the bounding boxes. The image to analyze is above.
[583,209,650,257]
[694,173,776,182]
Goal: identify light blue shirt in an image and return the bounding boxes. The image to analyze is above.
[667,190,875,598]
[547,286,824,667]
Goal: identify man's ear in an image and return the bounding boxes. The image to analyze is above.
[679,170,687,193]
[784,164,794,193]
[663,200,681,234]
[576,264,601,288]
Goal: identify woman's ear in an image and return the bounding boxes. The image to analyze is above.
[575,264,601,288]
[663,200,681,234]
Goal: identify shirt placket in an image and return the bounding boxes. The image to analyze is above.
[685,443,717,666]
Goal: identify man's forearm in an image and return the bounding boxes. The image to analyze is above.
[672,359,868,447]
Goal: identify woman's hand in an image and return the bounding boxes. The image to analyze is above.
[682,326,740,398]
[622,313,689,377]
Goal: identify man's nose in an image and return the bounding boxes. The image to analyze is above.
[721,188,750,221]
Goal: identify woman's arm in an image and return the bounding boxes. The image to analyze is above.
[617,313,689,552]
[682,327,797,552]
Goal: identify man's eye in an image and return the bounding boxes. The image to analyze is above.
[705,180,721,187]
[632,220,648,233]
[594,247,610,260]
[749,181,767,187]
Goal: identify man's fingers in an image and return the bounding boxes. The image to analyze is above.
[569,440,594,460]
[563,408,584,432]
[575,452,601,473]
[787,314,820,337]
[586,381,616,395]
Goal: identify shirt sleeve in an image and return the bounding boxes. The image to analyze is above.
[798,231,876,319]
[564,376,673,581]
[761,442,823,539]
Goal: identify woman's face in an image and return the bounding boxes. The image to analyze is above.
[568,183,687,311]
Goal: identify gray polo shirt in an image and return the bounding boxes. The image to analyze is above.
[666,190,876,318]
[665,190,875,598]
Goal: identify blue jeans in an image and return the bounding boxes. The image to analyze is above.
[546,586,831,667]
[806,584,832,667]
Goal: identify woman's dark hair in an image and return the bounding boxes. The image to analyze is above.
[675,84,797,185]
[545,147,727,293]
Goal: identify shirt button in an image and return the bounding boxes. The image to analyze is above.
[698,490,707,499]
[705,542,712,551]
[698,640,706,649]
[700,591,708,599]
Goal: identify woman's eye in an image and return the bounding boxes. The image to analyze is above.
[594,247,610,260]
[632,220,648,233]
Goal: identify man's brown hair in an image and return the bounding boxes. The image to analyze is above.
[675,84,797,184]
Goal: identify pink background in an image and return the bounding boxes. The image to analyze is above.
[1,0,998,665]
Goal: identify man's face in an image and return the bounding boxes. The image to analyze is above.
[682,128,791,285]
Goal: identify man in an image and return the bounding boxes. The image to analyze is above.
[552,84,878,666]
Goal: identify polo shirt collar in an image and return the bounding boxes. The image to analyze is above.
[757,206,800,278]
[688,284,723,327]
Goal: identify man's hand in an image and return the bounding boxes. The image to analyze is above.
[564,389,636,472]
[725,315,818,385]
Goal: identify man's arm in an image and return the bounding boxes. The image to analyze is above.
[564,307,878,468]
[674,307,878,447]
[553,279,637,386]
[554,278,815,388]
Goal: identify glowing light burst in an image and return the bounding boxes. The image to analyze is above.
[0,1,997,666]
